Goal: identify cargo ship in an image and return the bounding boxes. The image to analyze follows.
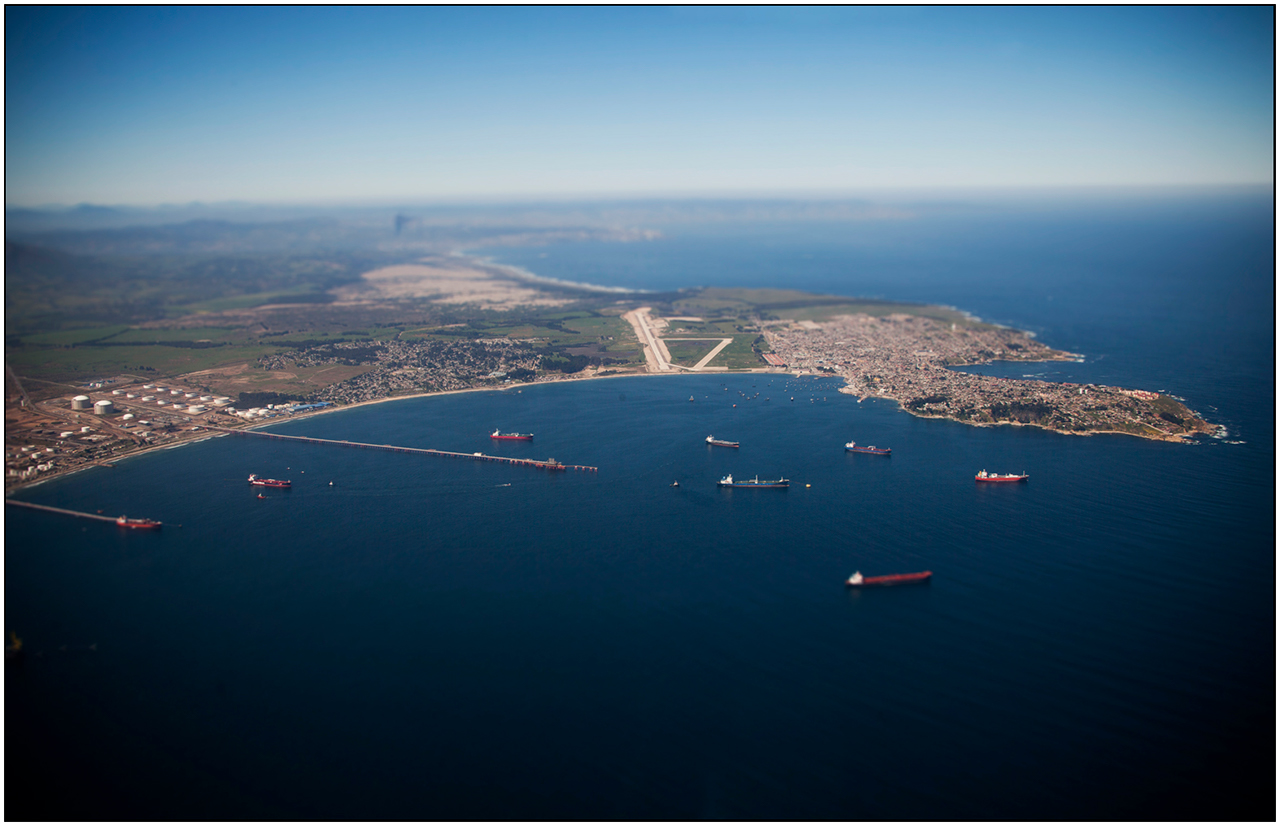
[248,474,292,488]
[116,515,162,530]
[706,435,740,448]
[846,570,931,587]
[491,429,533,441]
[845,441,890,455]
[717,474,789,488]
[974,470,1029,483]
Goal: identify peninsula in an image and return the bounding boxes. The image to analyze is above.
[4,245,1214,490]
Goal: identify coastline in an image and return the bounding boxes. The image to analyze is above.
[7,356,1208,498]
[2,369,694,496]
[851,389,1204,443]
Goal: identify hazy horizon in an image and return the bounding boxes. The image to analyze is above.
[7,6,1273,208]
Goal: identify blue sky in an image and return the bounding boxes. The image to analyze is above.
[5,6,1274,206]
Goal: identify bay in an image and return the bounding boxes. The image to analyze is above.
[6,193,1273,819]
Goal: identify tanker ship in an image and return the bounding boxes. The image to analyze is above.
[116,516,162,530]
[248,474,292,488]
[846,570,931,586]
[706,435,740,448]
[491,429,534,441]
[717,474,789,489]
[845,441,890,455]
[974,470,1028,483]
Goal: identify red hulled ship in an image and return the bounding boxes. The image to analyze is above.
[491,429,533,441]
[249,474,292,488]
[974,470,1028,483]
[846,570,931,586]
[116,516,162,530]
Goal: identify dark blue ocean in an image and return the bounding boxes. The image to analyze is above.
[7,192,1274,819]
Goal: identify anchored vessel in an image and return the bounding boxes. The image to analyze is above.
[846,570,931,586]
[116,516,162,530]
[491,429,533,441]
[974,470,1029,483]
[248,474,292,488]
[845,441,891,455]
[706,435,740,448]
[717,474,789,488]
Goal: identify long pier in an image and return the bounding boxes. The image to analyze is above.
[202,426,598,472]
[7,499,136,524]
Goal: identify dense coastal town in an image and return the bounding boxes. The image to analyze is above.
[761,313,1214,441]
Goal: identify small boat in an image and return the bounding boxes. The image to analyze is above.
[257,493,266,499]
[974,470,1029,483]
[671,480,680,487]
[845,441,890,455]
[491,429,533,441]
[249,474,291,488]
[846,570,931,587]
[717,474,789,489]
[116,515,162,530]
[706,435,740,448]
[689,396,695,402]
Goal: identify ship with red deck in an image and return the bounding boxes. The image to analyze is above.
[491,429,533,441]
[974,470,1028,483]
[845,441,890,455]
[706,435,739,448]
[846,570,931,587]
[248,474,291,488]
[116,515,162,530]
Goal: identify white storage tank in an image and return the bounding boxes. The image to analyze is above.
[112,389,124,396]
[187,405,207,414]
[126,393,137,399]
[142,395,156,401]
[71,395,91,410]
[122,413,135,421]
[94,400,115,415]
[213,397,232,406]
[59,431,75,438]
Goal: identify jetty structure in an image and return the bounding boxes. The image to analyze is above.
[7,499,162,529]
[202,426,597,472]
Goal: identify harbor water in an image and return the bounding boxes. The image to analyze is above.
[6,192,1273,819]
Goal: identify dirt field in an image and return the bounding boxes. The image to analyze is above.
[333,258,573,309]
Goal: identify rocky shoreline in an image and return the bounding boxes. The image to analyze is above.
[764,313,1213,442]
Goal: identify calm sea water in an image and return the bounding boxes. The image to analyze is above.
[7,193,1274,819]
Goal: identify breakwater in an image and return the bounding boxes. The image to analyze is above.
[202,426,597,472]
[6,499,122,523]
